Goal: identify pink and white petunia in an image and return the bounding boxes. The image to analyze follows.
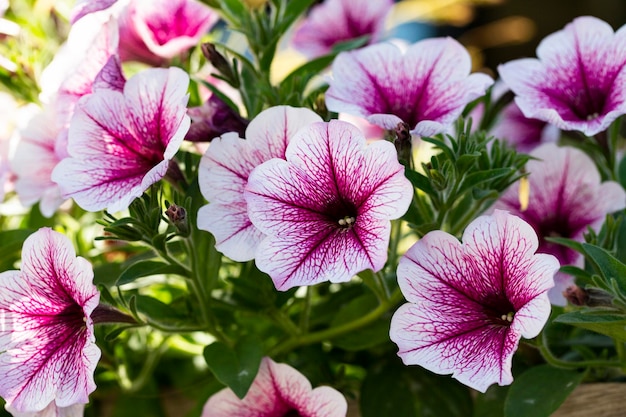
[51,67,190,213]
[117,0,219,66]
[202,357,347,417]
[11,102,68,217]
[493,143,626,305]
[498,16,626,137]
[292,0,393,58]
[244,120,413,291]
[390,210,559,393]
[0,228,100,414]
[197,106,322,262]
[325,38,493,137]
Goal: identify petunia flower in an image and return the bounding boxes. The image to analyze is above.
[197,106,322,262]
[498,16,626,137]
[11,101,68,217]
[117,0,219,66]
[51,66,190,213]
[0,228,100,415]
[325,38,493,137]
[390,210,559,393]
[292,0,393,58]
[244,120,413,291]
[202,357,347,417]
[493,143,626,305]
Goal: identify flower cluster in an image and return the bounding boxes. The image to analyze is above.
[1,2,626,417]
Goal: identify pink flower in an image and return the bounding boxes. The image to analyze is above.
[11,102,67,217]
[292,0,393,58]
[117,0,219,66]
[325,38,493,136]
[244,120,413,290]
[498,16,626,137]
[0,228,100,414]
[52,66,190,213]
[197,106,322,262]
[493,143,626,305]
[202,357,347,417]
[390,210,559,393]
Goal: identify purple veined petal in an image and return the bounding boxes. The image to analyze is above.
[245,120,412,290]
[92,55,126,93]
[52,67,190,213]
[11,104,66,217]
[40,13,119,107]
[8,402,85,417]
[498,16,626,136]
[202,357,347,417]
[71,0,118,23]
[197,106,322,262]
[118,0,219,65]
[493,143,626,305]
[291,0,394,58]
[390,211,558,392]
[0,228,100,413]
[326,38,493,136]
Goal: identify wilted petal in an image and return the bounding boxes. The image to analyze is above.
[498,16,626,136]
[292,0,393,57]
[202,357,347,417]
[197,106,322,262]
[390,210,558,392]
[245,120,412,290]
[326,38,493,136]
[52,67,190,213]
[0,228,100,413]
[493,143,626,305]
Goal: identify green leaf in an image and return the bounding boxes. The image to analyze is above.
[554,310,626,341]
[361,361,417,417]
[217,0,247,22]
[134,295,184,324]
[545,237,585,254]
[330,294,389,351]
[277,0,317,33]
[203,335,263,399]
[0,229,34,263]
[473,385,508,417]
[458,168,512,194]
[582,243,626,294]
[281,54,335,88]
[504,365,583,417]
[405,169,435,195]
[116,261,187,286]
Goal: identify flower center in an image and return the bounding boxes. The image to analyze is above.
[282,409,303,417]
[500,312,515,323]
[338,215,356,228]
[481,294,516,327]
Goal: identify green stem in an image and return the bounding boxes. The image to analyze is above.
[299,286,312,332]
[268,288,404,356]
[123,337,171,393]
[538,330,621,370]
[269,308,301,336]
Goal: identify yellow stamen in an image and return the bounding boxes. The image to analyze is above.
[518,176,529,212]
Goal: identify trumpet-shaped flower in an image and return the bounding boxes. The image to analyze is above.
[245,120,413,291]
[197,106,322,262]
[390,210,559,393]
[498,16,626,137]
[52,67,190,213]
[117,0,218,66]
[325,38,493,137]
[292,0,393,58]
[493,143,626,305]
[0,228,100,414]
[202,357,347,417]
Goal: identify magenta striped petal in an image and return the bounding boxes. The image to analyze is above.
[498,16,626,136]
[202,357,347,417]
[51,67,190,213]
[292,0,393,57]
[245,120,413,290]
[0,228,100,413]
[326,38,493,136]
[197,106,322,262]
[493,143,626,305]
[390,210,558,392]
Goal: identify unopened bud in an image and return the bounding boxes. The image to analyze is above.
[201,43,238,87]
[563,285,589,306]
[165,204,189,236]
